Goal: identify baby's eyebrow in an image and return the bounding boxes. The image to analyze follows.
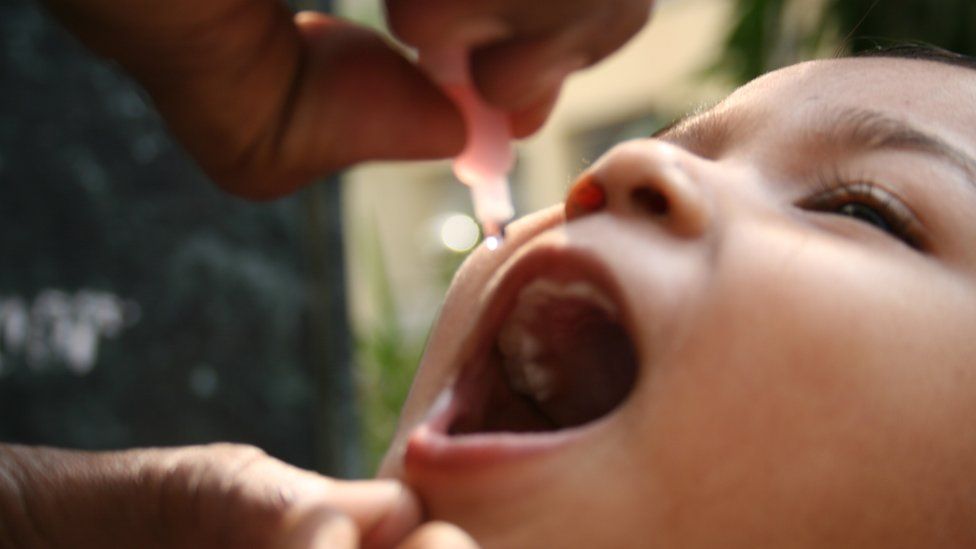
[811,107,976,183]
[655,105,976,187]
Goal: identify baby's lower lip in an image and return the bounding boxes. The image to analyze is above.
[403,385,589,473]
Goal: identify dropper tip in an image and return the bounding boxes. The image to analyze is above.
[483,221,508,251]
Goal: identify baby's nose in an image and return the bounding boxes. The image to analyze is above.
[565,139,711,237]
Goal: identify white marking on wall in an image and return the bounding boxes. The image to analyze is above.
[0,290,140,375]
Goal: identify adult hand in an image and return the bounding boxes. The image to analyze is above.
[386,0,656,137]
[41,0,466,199]
[40,0,653,199]
[0,443,475,548]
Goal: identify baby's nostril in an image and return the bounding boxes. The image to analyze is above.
[630,187,669,216]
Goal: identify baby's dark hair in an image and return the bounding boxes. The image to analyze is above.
[855,43,976,71]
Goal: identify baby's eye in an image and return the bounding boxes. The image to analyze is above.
[798,181,924,250]
[834,202,893,233]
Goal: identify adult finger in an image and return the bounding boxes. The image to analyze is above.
[171,445,424,547]
[385,0,652,135]
[470,6,649,111]
[385,0,513,50]
[277,505,359,549]
[508,86,561,138]
[321,479,425,548]
[213,12,464,198]
[386,0,597,49]
[396,522,480,549]
[245,458,424,548]
[465,31,585,115]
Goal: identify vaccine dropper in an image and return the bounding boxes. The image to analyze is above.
[421,49,515,250]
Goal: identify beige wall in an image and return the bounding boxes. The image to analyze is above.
[342,0,735,338]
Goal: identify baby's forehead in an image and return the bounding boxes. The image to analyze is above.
[661,57,976,155]
[730,57,975,123]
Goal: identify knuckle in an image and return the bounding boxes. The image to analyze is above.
[149,443,292,547]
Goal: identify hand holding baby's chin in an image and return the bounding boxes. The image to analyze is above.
[0,443,476,548]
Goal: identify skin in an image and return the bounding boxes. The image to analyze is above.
[0,442,478,548]
[0,2,654,546]
[381,57,976,548]
[39,0,654,198]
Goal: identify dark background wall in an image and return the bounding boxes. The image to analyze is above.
[0,0,361,476]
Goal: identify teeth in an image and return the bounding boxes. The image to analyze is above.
[497,278,618,404]
[497,325,549,398]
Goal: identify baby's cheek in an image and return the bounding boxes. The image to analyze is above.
[655,231,976,543]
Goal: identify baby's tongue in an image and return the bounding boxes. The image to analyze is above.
[497,279,638,428]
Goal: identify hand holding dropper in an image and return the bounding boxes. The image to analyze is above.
[420,48,515,250]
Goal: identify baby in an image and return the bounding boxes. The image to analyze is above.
[377,47,976,548]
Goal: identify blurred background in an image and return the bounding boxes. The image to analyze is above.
[1,0,973,476]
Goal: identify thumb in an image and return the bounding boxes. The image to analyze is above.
[281,479,424,549]
[277,505,359,549]
[326,479,425,548]
[289,12,464,171]
[396,522,480,549]
[277,480,423,549]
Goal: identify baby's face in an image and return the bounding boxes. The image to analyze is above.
[380,57,976,547]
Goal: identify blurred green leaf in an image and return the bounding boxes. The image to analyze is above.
[712,0,976,85]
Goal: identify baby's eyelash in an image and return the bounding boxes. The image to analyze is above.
[797,169,926,250]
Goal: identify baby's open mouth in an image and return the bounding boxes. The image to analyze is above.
[448,260,639,436]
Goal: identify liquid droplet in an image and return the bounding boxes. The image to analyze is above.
[485,235,502,251]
